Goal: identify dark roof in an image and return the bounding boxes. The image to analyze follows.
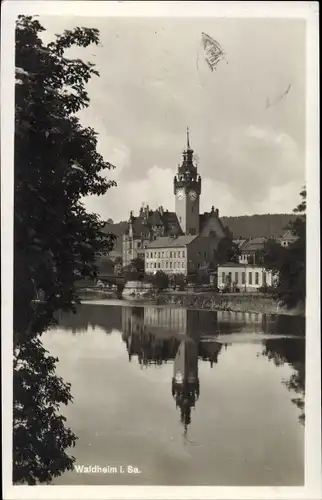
[145,235,198,249]
[199,212,231,236]
[218,262,265,268]
[280,230,297,241]
[161,211,183,235]
[239,237,267,252]
[122,210,183,238]
[233,239,247,248]
[101,221,128,236]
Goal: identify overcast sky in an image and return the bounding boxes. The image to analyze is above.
[40,15,306,222]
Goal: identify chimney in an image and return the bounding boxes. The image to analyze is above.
[215,208,219,217]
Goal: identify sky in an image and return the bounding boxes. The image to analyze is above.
[40,15,306,222]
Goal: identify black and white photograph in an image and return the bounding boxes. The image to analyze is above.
[1,1,320,499]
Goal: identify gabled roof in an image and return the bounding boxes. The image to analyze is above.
[233,239,247,248]
[239,237,267,252]
[145,235,198,249]
[280,229,297,241]
[120,209,183,238]
[199,211,231,238]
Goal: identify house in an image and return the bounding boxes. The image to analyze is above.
[278,229,298,248]
[238,237,267,265]
[217,262,275,292]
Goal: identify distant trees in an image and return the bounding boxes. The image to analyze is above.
[14,16,115,484]
[260,188,306,309]
[221,213,298,239]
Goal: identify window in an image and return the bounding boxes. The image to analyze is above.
[242,272,246,284]
[182,251,185,258]
[162,251,164,257]
[263,272,267,285]
[154,252,157,258]
[182,262,185,268]
[170,251,172,258]
[222,272,225,282]
[235,272,238,284]
[179,217,182,223]
[170,262,173,268]
[255,272,259,285]
[158,263,160,268]
[228,272,232,283]
[154,263,156,268]
[249,272,252,284]
[158,252,160,258]
[178,251,181,258]
[174,262,176,269]
[166,261,168,268]
[174,252,176,258]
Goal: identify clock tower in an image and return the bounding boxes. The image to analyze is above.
[174,128,201,235]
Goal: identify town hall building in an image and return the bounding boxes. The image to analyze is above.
[122,128,231,276]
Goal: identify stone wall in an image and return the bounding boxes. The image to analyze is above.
[157,292,304,316]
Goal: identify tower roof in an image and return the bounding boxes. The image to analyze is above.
[178,127,197,175]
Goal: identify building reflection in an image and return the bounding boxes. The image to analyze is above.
[172,338,199,434]
[121,306,228,434]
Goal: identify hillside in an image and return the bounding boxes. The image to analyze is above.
[221,214,297,239]
[101,214,297,259]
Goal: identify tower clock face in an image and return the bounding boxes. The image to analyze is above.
[189,190,197,201]
[177,189,185,200]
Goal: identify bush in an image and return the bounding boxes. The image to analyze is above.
[150,271,169,291]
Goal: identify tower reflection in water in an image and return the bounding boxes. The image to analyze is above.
[121,306,226,434]
[172,337,200,434]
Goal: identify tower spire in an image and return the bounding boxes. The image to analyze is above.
[187,126,190,150]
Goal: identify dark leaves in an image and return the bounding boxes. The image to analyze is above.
[14,16,115,484]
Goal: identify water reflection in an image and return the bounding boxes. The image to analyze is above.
[50,303,305,486]
[262,337,305,424]
[57,304,305,339]
[172,338,200,434]
[56,305,306,432]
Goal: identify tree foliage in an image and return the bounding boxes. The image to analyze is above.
[149,271,169,291]
[14,16,116,484]
[216,237,240,265]
[123,257,145,281]
[221,213,298,239]
[262,337,305,425]
[261,188,306,309]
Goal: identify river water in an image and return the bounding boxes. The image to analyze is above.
[43,301,305,486]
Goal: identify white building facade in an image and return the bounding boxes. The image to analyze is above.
[217,263,275,292]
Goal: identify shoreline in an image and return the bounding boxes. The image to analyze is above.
[78,289,305,317]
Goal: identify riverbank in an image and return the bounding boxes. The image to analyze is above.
[156,292,304,316]
[78,287,304,316]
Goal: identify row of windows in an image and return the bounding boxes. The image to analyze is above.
[146,261,186,270]
[222,271,266,286]
[146,250,185,259]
